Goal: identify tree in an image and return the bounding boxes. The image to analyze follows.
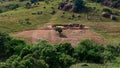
[59,53,76,68]
[0,32,27,59]
[55,43,74,56]
[25,2,31,9]
[10,39,26,55]
[5,55,49,68]
[10,4,19,10]
[20,47,32,58]
[0,32,12,58]
[74,39,106,63]
[54,27,63,36]
[73,0,85,12]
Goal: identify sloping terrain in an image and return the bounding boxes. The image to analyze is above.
[0,0,119,44]
[14,26,105,46]
[0,0,120,32]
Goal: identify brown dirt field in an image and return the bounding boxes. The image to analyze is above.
[13,28,106,46]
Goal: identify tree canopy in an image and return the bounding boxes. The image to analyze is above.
[0,32,120,67]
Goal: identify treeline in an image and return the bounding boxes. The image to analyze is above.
[90,0,120,8]
[0,32,120,68]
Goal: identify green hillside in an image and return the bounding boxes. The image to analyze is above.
[0,0,120,44]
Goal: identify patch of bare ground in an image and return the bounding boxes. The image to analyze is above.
[14,27,106,46]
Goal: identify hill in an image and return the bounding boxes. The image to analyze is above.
[0,0,120,68]
[0,0,120,44]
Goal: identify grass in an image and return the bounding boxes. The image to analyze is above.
[0,0,120,43]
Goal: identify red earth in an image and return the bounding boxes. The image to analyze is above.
[14,25,106,46]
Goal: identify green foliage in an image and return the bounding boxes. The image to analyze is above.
[25,2,31,9]
[54,27,63,34]
[102,8,112,13]
[74,39,115,63]
[106,44,120,57]
[10,39,26,54]
[59,53,76,68]
[35,41,76,68]
[0,32,26,59]
[0,32,11,45]
[4,55,49,68]
[0,9,2,13]
[73,0,85,12]
[0,33,120,67]
[0,63,12,68]
[0,32,12,58]
[8,4,19,10]
[0,40,76,68]
[55,43,74,56]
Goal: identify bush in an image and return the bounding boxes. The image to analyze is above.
[54,27,63,34]
[5,55,49,68]
[55,43,74,56]
[102,8,112,13]
[0,9,2,13]
[0,32,26,59]
[8,4,19,10]
[73,0,85,12]
[0,33,120,67]
[0,32,12,58]
[2,40,76,68]
[25,2,31,9]
[74,39,114,63]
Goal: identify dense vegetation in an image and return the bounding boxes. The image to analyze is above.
[0,32,120,68]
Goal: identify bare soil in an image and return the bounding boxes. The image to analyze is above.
[14,26,106,46]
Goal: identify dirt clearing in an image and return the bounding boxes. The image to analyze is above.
[14,28,106,46]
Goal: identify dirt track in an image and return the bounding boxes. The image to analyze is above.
[14,29,106,46]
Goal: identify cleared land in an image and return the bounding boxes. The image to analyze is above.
[0,0,120,44]
[14,25,106,46]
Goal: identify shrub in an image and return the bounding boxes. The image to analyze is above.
[0,32,12,59]
[102,8,112,13]
[54,27,63,34]
[0,9,2,13]
[73,0,85,12]
[74,39,114,63]
[55,43,74,56]
[25,2,31,9]
[8,4,19,10]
